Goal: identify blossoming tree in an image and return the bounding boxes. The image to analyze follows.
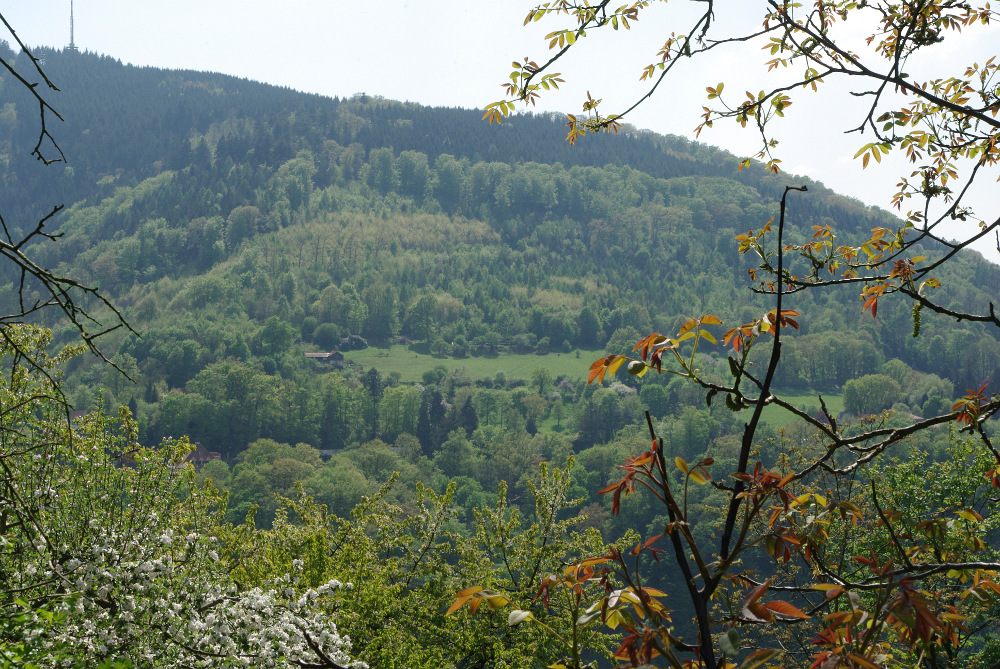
[0,326,365,668]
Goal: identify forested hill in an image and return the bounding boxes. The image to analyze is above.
[3,43,877,230]
[2,44,999,492]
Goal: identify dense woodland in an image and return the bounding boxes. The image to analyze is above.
[2,44,999,524]
[2,42,1000,668]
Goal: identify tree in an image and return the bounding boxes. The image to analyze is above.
[252,315,296,357]
[366,146,397,194]
[403,293,438,341]
[226,204,260,250]
[396,150,430,202]
[433,154,465,213]
[843,373,903,415]
[361,282,400,342]
[378,384,422,443]
[0,326,363,668]
[360,367,385,440]
[477,4,1000,667]
[531,366,554,396]
[0,21,131,366]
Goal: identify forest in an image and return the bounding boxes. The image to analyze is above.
[2,2,1000,666]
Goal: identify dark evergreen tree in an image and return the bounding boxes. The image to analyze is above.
[360,367,384,440]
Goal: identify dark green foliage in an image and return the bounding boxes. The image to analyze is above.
[7,46,998,534]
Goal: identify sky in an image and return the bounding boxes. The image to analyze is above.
[3,1,998,262]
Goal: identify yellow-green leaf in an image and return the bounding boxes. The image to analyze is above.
[739,649,780,669]
[607,355,626,377]
[486,594,511,610]
[958,509,983,522]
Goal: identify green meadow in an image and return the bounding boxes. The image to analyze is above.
[761,389,844,427]
[341,345,603,384]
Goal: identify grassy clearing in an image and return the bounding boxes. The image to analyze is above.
[341,345,602,384]
[761,389,844,427]
[340,346,842,429]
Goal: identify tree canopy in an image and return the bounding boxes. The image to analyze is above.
[3,4,1000,667]
[452,2,1000,667]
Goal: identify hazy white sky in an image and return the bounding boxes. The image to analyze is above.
[3,1,998,261]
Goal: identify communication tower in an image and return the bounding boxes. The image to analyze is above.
[67,1,79,52]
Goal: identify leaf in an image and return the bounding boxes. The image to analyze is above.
[957,508,983,522]
[845,654,882,669]
[508,609,533,626]
[675,456,689,475]
[677,318,698,337]
[740,580,774,622]
[578,556,609,568]
[577,608,602,625]
[763,600,810,619]
[597,481,621,495]
[486,594,511,610]
[719,628,740,656]
[445,586,483,615]
[738,649,779,669]
[811,583,845,600]
[607,355,626,377]
[588,356,609,384]
[605,608,627,629]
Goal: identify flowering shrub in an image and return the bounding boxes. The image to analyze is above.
[0,326,364,668]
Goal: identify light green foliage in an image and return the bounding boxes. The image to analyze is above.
[229,461,612,668]
[0,326,362,668]
[377,384,422,443]
[6,38,1000,668]
[843,373,903,415]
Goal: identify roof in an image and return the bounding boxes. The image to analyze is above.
[304,351,343,360]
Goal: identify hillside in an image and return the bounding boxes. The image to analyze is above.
[2,46,998,530]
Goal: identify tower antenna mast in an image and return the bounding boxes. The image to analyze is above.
[67,0,78,52]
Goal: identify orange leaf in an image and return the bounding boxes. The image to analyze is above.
[846,653,882,669]
[597,480,623,495]
[764,600,810,619]
[445,596,472,616]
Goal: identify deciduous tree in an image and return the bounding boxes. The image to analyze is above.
[472,3,1000,666]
